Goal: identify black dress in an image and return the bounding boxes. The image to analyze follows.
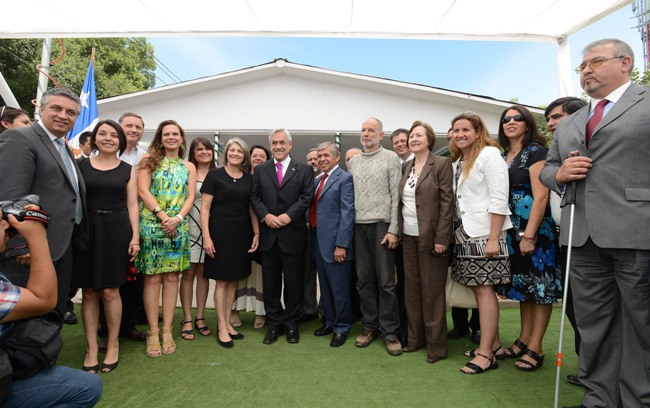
[201,167,253,281]
[72,159,133,290]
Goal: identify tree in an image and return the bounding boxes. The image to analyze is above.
[0,38,156,112]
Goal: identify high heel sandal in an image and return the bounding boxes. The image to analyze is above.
[145,330,162,358]
[515,349,545,372]
[464,345,506,361]
[161,328,176,354]
[460,352,498,375]
[180,320,195,340]
[194,317,211,336]
[504,338,528,359]
[82,351,99,373]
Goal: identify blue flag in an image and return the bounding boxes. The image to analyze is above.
[67,60,99,148]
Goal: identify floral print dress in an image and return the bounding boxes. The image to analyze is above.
[500,143,561,304]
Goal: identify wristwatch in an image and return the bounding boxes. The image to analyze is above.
[152,206,162,214]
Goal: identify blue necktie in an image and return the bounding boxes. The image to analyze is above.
[54,138,83,224]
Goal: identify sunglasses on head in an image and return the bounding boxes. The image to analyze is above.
[502,114,525,124]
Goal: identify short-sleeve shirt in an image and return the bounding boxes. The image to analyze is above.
[0,271,21,337]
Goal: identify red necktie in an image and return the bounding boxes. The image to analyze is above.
[309,173,328,227]
[276,162,283,185]
[586,99,608,148]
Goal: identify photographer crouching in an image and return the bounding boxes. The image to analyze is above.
[0,198,102,407]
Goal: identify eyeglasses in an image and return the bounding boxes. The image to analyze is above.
[575,56,624,74]
[502,114,525,124]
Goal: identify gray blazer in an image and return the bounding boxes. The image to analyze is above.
[540,85,650,249]
[0,123,87,261]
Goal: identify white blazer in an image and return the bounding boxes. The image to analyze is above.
[453,146,513,237]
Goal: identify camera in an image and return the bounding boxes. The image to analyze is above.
[0,195,49,237]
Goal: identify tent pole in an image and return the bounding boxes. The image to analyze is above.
[556,37,573,97]
[34,38,52,120]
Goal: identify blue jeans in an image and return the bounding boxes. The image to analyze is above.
[2,365,103,407]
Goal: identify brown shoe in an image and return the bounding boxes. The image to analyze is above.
[384,335,403,356]
[355,329,379,348]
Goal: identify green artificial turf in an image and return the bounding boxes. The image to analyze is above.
[58,306,585,408]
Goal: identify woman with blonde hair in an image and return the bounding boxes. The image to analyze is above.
[202,137,259,348]
[449,112,512,374]
[137,120,196,357]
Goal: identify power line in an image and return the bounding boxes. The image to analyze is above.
[154,55,182,83]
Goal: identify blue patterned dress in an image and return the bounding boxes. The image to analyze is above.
[136,157,191,275]
[500,143,561,304]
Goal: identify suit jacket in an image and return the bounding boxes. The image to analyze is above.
[0,124,87,261]
[398,153,454,251]
[312,167,355,263]
[540,85,650,249]
[251,157,314,254]
[452,146,512,237]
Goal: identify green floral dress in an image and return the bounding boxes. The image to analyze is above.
[136,157,191,275]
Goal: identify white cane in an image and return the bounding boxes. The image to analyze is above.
[553,162,579,408]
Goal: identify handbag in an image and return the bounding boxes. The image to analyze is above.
[445,267,477,308]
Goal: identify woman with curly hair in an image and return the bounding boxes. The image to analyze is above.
[137,120,196,357]
[497,105,560,372]
[449,112,512,375]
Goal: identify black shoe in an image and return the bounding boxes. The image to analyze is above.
[229,332,244,340]
[286,329,300,344]
[263,328,284,345]
[119,327,147,342]
[330,332,347,347]
[218,333,234,348]
[100,360,119,373]
[98,337,108,353]
[447,327,469,339]
[314,325,334,336]
[566,374,583,386]
[297,313,318,324]
[63,311,78,325]
[471,330,481,345]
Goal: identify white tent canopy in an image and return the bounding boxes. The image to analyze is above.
[0,0,633,96]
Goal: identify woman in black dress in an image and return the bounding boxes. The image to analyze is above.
[73,119,139,373]
[201,137,259,348]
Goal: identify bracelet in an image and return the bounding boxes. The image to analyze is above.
[152,206,162,214]
[175,214,184,222]
[129,243,140,246]
[522,236,536,244]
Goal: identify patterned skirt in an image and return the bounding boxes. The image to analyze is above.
[452,224,510,286]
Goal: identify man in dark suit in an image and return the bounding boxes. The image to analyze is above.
[251,128,313,344]
[540,38,650,408]
[310,142,355,347]
[0,87,86,323]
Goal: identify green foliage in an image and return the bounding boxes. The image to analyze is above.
[0,38,156,111]
[630,67,650,85]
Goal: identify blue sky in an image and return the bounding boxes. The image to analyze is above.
[148,6,644,108]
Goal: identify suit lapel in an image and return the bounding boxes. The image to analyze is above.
[594,86,643,137]
[416,153,435,189]
[35,126,76,188]
[279,159,298,188]
[318,167,340,199]
[399,160,413,194]
[265,160,280,188]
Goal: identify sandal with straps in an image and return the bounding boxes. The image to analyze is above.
[161,328,176,355]
[464,345,506,361]
[515,348,545,372]
[460,352,498,375]
[180,321,195,340]
[146,330,162,358]
[504,338,528,359]
[194,317,211,336]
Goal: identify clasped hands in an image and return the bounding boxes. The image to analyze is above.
[161,213,181,238]
[264,213,291,229]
